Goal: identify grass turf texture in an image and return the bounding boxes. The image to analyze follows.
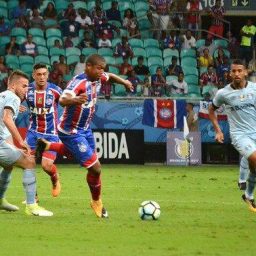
[0,164,255,256]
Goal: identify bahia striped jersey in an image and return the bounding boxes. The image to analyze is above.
[26,82,62,135]
[58,72,109,134]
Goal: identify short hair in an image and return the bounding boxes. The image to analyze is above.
[8,69,29,85]
[33,63,48,71]
[86,54,106,65]
[137,56,144,61]
[232,59,245,66]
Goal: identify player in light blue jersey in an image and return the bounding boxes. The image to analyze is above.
[0,70,53,216]
[209,59,256,212]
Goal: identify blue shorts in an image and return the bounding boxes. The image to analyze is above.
[58,129,98,167]
[26,130,59,161]
[232,134,256,159]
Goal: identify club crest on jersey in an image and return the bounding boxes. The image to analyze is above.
[37,97,43,104]
[46,98,53,105]
[78,143,87,152]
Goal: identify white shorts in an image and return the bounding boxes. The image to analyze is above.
[0,140,22,167]
[232,134,256,159]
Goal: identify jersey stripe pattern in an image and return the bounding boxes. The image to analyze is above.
[58,73,108,134]
[26,82,62,135]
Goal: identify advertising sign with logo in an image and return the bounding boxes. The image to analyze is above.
[166,132,202,166]
[93,129,144,164]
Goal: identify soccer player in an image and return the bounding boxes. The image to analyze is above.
[0,70,53,216]
[26,63,62,197]
[238,156,249,191]
[36,54,133,218]
[209,59,256,212]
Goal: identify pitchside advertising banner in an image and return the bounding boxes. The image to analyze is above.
[166,132,202,166]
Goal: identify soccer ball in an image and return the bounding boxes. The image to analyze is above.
[138,200,161,220]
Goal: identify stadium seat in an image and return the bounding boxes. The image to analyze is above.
[144,38,159,48]
[98,48,114,57]
[182,66,198,76]
[63,74,73,82]
[47,37,63,48]
[199,66,208,75]
[149,65,162,75]
[87,0,96,11]
[32,36,46,47]
[114,57,124,65]
[133,47,147,58]
[202,85,217,96]
[140,30,153,39]
[146,47,162,58]
[44,19,58,29]
[0,1,7,8]
[34,55,50,65]
[28,28,44,38]
[114,83,127,96]
[55,0,69,11]
[0,8,8,18]
[195,39,205,48]
[128,38,144,48]
[112,38,121,48]
[119,2,134,12]
[0,36,10,46]
[181,57,197,68]
[104,56,116,65]
[148,57,163,67]
[49,47,65,56]
[102,1,112,10]
[37,46,49,56]
[0,73,8,81]
[11,27,26,37]
[7,0,18,10]
[50,55,60,65]
[45,28,62,39]
[19,55,34,65]
[82,47,97,56]
[67,55,80,65]
[65,47,81,57]
[15,36,26,45]
[71,37,81,47]
[213,39,228,48]
[72,1,87,10]
[164,56,180,67]
[163,48,179,58]
[138,19,151,30]
[166,75,177,85]
[108,20,122,28]
[6,54,19,66]
[20,64,33,76]
[185,75,199,85]
[188,84,201,95]
[108,66,119,75]
[134,1,149,12]
[180,48,197,58]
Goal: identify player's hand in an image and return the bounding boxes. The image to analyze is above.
[19,105,27,113]
[124,80,134,92]
[215,131,224,144]
[18,141,31,155]
[75,93,88,104]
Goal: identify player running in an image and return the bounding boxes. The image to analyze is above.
[36,54,133,218]
[26,63,62,197]
[209,59,256,212]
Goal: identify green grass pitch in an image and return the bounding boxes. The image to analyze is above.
[1,164,256,256]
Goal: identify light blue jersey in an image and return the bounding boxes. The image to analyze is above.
[0,90,21,140]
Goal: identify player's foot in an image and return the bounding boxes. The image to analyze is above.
[0,198,19,211]
[25,203,53,217]
[52,179,61,197]
[242,194,256,212]
[35,138,49,160]
[238,181,246,191]
[90,199,108,218]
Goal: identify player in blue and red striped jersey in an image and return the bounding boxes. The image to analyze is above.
[36,54,133,218]
[26,63,62,198]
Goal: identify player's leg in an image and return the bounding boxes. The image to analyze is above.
[238,156,249,190]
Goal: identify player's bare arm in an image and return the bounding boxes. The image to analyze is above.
[59,92,88,106]
[108,73,134,92]
[208,103,224,143]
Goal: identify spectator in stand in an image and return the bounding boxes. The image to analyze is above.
[114,36,134,59]
[29,7,44,29]
[119,57,133,76]
[75,8,92,30]
[218,70,232,89]
[240,19,256,68]
[197,38,216,57]
[5,36,20,55]
[21,34,38,57]
[100,64,112,99]
[12,0,27,19]
[166,56,183,76]
[56,74,67,90]
[63,36,74,48]
[0,56,8,73]
[216,56,230,81]
[151,66,166,97]
[142,77,151,96]
[127,70,141,95]
[0,16,10,36]
[106,1,121,23]
[214,47,226,67]
[79,31,95,49]
[200,65,218,89]
[186,103,198,131]
[91,1,106,21]
[43,2,57,20]
[26,0,40,9]
[14,15,30,30]
[53,39,63,49]
[98,33,112,48]
[74,54,86,76]
[186,0,203,31]
[95,17,119,40]
[181,30,196,49]
[63,3,77,20]
[61,14,80,38]
[199,48,214,68]
[0,68,13,93]
[123,9,139,38]
[207,0,225,40]
[163,30,181,50]
[149,0,172,39]
[91,7,106,27]
[166,71,188,96]
[56,55,70,76]
[49,61,62,84]
[133,56,150,76]
[226,31,239,60]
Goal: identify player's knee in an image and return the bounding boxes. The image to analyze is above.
[88,161,101,175]
[25,157,36,169]
[41,160,53,171]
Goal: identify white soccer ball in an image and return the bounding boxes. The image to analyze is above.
[138,200,161,220]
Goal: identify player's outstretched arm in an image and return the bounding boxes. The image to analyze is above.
[108,73,134,92]
[59,92,88,107]
[208,103,224,143]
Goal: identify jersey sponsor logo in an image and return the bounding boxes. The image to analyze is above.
[30,106,54,114]
[230,103,255,111]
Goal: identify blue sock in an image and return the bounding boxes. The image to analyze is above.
[22,169,36,205]
[239,157,249,183]
[245,172,256,200]
[0,168,11,199]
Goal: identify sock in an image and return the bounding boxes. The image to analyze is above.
[239,157,249,183]
[245,172,256,200]
[86,173,101,201]
[0,169,11,199]
[49,143,72,158]
[43,164,58,184]
[22,169,36,205]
